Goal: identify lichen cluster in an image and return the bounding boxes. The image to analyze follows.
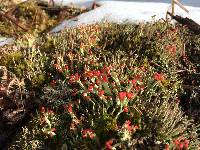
[1,22,200,149]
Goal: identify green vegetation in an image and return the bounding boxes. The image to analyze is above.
[1,21,200,149]
[0,0,88,37]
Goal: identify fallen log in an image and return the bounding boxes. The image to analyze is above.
[36,1,68,16]
[36,0,100,14]
[167,11,200,34]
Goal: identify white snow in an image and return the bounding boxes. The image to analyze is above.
[0,37,14,47]
[42,0,200,8]
[1,0,200,46]
[50,0,200,33]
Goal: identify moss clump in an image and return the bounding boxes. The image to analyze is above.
[0,51,26,77]
[0,0,56,37]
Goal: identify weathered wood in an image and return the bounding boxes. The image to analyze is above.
[174,0,189,13]
[170,0,189,17]
[36,1,69,15]
[167,11,200,34]
[171,0,175,15]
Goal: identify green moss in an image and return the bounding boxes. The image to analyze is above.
[94,113,117,144]
[0,51,27,77]
[0,0,56,37]
[32,73,46,88]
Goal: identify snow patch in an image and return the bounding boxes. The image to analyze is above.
[50,1,200,33]
[0,38,14,47]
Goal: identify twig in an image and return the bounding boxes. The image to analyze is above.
[0,10,29,31]
[176,70,187,73]
[149,60,160,68]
